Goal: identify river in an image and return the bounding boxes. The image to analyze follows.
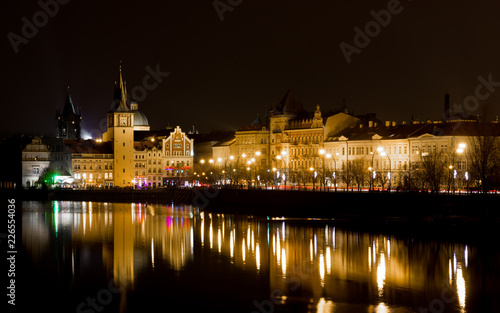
[19,201,500,312]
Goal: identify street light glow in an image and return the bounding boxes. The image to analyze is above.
[319,149,325,155]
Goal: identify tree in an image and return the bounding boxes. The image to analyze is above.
[418,151,447,193]
[351,159,366,192]
[340,161,354,191]
[376,170,389,191]
[467,135,499,193]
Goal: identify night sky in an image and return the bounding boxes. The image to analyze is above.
[1,0,500,138]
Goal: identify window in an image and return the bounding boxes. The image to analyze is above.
[109,173,113,179]
[123,143,125,147]
[123,156,125,160]
[89,174,93,180]
[123,130,125,134]
[83,173,87,180]
[33,167,39,174]
[105,173,108,179]
[123,169,125,173]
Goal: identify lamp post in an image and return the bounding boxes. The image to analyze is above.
[310,167,316,191]
[456,143,466,194]
[281,150,287,190]
[333,153,338,192]
[318,149,331,191]
[225,155,234,186]
[379,149,391,192]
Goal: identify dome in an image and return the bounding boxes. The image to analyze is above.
[133,110,149,126]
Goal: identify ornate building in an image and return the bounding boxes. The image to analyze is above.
[21,137,51,187]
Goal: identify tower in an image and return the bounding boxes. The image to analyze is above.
[106,66,135,188]
[56,87,82,139]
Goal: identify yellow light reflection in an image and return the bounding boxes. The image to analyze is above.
[319,252,325,287]
[277,236,281,264]
[242,239,246,263]
[326,246,331,275]
[209,220,213,249]
[316,297,335,313]
[218,228,222,253]
[256,243,260,271]
[457,264,466,310]
[200,219,204,247]
[310,239,314,261]
[375,302,389,313]
[230,230,234,259]
[377,253,386,297]
[151,238,154,268]
[449,258,453,286]
[387,238,390,260]
[368,246,372,271]
[281,248,286,277]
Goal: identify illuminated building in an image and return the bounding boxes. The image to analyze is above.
[21,137,51,187]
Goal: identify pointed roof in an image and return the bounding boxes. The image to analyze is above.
[62,87,76,116]
[271,90,304,115]
[112,65,130,112]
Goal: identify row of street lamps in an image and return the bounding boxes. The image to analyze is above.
[196,142,469,191]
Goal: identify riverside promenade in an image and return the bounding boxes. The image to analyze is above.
[8,187,499,240]
[11,187,498,220]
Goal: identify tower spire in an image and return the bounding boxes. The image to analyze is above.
[63,86,76,115]
[115,62,130,112]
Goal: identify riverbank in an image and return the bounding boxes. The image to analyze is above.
[8,187,499,220]
[5,187,499,242]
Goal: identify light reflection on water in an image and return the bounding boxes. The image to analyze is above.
[21,201,499,313]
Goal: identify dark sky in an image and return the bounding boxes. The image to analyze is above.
[1,0,500,138]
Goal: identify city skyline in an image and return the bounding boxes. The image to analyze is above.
[2,1,500,137]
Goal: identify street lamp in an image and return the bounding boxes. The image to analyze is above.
[456,143,466,193]
[309,167,316,191]
[379,150,391,192]
[319,149,331,191]
[281,150,287,190]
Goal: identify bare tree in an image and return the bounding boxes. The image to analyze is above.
[418,151,447,193]
[351,159,366,192]
[376,170,389,191]
[467,135,499,193]
[340,161,354,191]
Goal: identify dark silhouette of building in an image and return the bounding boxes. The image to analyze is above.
[56,87,82,139]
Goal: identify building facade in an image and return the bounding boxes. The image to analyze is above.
[21,137,51,187]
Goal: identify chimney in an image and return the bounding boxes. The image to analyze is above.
[368,121,373,128]
[444,93,450,122]
[392,121,396,127]
[385,121,390,127]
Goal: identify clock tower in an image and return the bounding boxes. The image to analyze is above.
[106,66,135,188]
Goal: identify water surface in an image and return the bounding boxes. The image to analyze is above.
[20,201,500,312]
